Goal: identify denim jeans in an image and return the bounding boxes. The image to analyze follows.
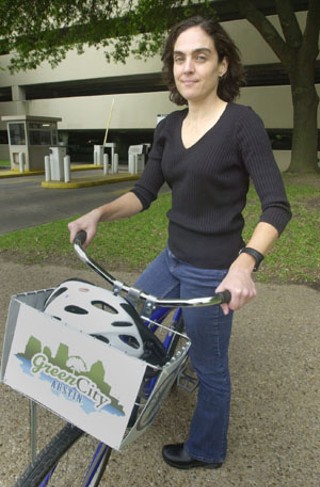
[134,247,233,464]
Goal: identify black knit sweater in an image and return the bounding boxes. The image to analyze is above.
[131,102,292,269]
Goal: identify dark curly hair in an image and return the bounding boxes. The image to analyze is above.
[161,16,245,106]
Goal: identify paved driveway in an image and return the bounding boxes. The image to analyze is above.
[0,173,140,234]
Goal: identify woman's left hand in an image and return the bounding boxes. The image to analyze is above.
[216,266,257,315]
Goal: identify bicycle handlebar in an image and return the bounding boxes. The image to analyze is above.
[73,231,231,309]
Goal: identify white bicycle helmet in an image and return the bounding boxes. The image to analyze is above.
[44,279,145,358]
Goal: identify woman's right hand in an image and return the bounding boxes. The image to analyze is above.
[68,208,101,247]
[68,192,143,247]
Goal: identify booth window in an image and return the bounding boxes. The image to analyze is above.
[28,122,58,146]
[9,123,26,145]
[0,130,8,144]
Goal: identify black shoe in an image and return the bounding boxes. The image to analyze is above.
[162,443,223,470]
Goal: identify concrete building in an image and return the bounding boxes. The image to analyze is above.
[0,1,319,170]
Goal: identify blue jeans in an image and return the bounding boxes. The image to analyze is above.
[134,248,233,463]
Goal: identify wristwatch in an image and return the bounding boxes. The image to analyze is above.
[239,247,264,271]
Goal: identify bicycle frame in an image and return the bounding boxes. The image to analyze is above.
[40,442,111,487]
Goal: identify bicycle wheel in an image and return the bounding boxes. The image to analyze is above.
[14,423,112,487]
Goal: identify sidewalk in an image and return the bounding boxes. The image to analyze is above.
[0,257,319,487]
[0,164,139,189]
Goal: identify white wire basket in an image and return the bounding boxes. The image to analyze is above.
[1,288,190,450]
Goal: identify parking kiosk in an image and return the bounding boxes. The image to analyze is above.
[2,115,62,171]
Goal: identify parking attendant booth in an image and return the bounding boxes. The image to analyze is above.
[2,115,62,171]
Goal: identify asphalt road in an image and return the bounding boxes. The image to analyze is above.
[0,174,141,235]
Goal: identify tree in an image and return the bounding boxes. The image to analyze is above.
[235,0,320,172]
[0,0,319,172]
[0,1,216,69]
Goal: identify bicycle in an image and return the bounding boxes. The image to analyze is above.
[3,231,230,486]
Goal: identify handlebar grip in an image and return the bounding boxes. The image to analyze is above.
[217,290,231,304]
[74,230,87,246]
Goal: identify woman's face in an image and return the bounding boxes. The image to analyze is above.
[173,26,228,104]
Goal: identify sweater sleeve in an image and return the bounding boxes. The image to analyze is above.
[130,118,167,210]
[236,108,292,234]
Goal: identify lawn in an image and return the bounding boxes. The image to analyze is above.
[0,175,319,287]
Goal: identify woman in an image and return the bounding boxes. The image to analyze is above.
[68,16,291,469]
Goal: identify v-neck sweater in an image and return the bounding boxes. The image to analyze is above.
[131,102,292,269]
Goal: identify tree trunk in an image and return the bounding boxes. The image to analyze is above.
[288,57,319,173]
[235,0,320,174]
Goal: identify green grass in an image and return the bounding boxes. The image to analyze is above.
[242,182,320,286]
[0,178,319,287]
[0,160,10,167]
[0,195,171,270]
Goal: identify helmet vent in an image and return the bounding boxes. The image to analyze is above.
[91,300,118,314]
[44,286,68,308]
[92,334,110,345]
[112,321,133,328]
[119,335,140,349]
[64,305,88,315]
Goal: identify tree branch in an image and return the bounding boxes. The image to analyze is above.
[236,0,291,63]
[302,0,320,60]
[0,0,218,71]
[274,0,303,48]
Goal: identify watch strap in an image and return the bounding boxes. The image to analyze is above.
[239,247,264,271]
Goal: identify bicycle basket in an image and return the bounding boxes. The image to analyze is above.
[1,287,190,450]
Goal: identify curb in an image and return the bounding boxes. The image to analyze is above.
[0,164,102,179]
[41,174,139,189]
[0,169,43,178]
[1,165,139,189]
